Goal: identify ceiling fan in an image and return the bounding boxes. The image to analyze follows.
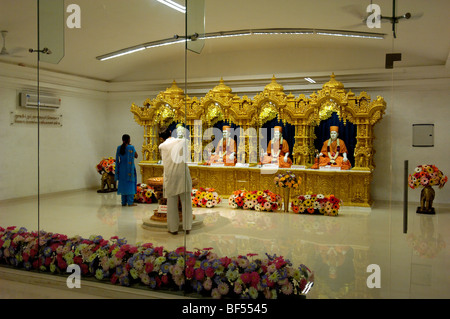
[379,0,423,38]
[344,0,423,38]
[0,30,25,57]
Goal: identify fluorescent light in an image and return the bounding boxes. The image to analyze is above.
[96,28,385,61]
[305,77,316,83]
[252,29,314,36]
[315,29,384,39]
[156,0,186,14]
[98,47,145,61]
[202,32,252,40]
[145,39,186,49]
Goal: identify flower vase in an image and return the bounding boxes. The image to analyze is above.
[417,185,435,214]
[283,187,290,212]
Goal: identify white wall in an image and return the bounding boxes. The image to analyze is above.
[1,63,449,204]
[0,64,108,200]
[0,86,38,199]
[104,95,148,184]
[373,84,450,204]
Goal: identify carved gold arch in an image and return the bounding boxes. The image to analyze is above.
[131,74,386,170]
[131,81,187,163]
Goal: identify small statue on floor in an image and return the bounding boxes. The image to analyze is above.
[98,172,117,193]
[96,158,117,193]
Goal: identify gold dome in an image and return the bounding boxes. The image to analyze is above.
[265,75,284,92]
[322,73,344,90]
[165,80,184,95]
[212,78,232,94]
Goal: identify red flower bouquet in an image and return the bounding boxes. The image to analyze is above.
[291,194,341,216]
[408,164,447,189]
[191,188,221,208]
[96,157,115,175]
[135,183,157,203]
[229,190,282,212]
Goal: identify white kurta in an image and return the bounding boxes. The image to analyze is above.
[158,137,193,198]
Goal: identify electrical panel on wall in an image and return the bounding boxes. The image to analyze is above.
[412,124,434,147]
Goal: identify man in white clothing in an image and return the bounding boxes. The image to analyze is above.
[158,126,193,235]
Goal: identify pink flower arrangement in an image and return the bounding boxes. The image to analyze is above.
[0,226,313,299]
[408,164,447,189]
[291,194,341,216]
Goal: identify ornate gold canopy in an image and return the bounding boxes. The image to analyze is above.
[131,74,386,170]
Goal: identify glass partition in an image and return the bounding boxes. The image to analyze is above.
[0,0,40,276]
[183,0,449,301]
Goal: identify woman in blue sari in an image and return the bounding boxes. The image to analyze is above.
[115,134,138,206]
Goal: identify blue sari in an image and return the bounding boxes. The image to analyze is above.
[115,144,137,196]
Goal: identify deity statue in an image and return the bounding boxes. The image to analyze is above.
[261,126,292,168]
[314,126,351,170]
[208,126,236,166]
[176,123,186,139]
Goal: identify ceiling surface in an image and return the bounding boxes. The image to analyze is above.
[0,0,449,83]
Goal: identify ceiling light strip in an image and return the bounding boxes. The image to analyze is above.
[315,29,384,39]
[96,28,385,61]
[98,47,146,61]
[156,0,186,14]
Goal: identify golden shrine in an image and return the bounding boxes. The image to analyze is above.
[131,74,386,207]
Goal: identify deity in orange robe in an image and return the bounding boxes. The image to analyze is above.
[314,126,351,170]
[208,126,237,166]
[261,126,293,168]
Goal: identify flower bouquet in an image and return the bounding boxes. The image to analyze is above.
[291,194,341,216]
[191,188,221,208]
[96,157,115,175]
[408,164,447,214]
[273,171,301,189]
[0,226,314,299]
[408,164,447,189]
[274,171,301,212]
[96,157,117,193]
[228,190,282,212]
[135,183,157,204]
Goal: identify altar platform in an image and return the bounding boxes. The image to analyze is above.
[139,163,373,207]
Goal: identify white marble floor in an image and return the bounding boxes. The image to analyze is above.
[1,189,449,299]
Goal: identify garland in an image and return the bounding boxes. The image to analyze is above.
[326,138,340,165]
[270,136,283,157]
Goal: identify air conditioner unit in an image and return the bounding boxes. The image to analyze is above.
[19,92,61,109]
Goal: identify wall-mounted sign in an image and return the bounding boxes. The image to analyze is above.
[10,111,63,126]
